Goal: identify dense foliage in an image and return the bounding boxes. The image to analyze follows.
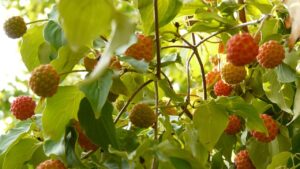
[1,0,300,169]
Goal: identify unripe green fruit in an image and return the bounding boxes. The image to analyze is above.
[129,103,156,128]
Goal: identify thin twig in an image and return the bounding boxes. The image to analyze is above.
[160,71,193,119]
[26,19,48,25]
[114,80,153,124]
[193,49,207,100]
[196,14,271,47]
[58,70,88,76]
[153,81,159,140]
[161,45,192,50]
[154,0,161,80]
[186,52,195,105]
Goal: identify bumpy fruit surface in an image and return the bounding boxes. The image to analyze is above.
[234,150,255,169]
[29,64,60,97]
[214,80,232,96]
[224,115,242,135]
[36,159,66,169]
[221,63,246,85]
[257,40,285,68]
[226,33,258,66]
[125,35,154,62]
[4,16,27,39]
[73,121,98,151]
[129,103,156,128]
[10,96,35,120]
[251,114,278,143]
[206,71,221,87]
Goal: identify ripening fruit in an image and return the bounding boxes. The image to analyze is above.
[129,103,156,128]
[256,40,285,68]
[234,150,255,169]
[125,34,154,62]
[73,121,98,151]
[251,114,279,143]
[29,64,60,97]
[36,159,67,169]
[10,96,35,120]
[224,115,242,135]
[206,71,221,87]
[226,33,259,66]
[221,63,246,85]
[214,80,232,96]
[4,16,27,39]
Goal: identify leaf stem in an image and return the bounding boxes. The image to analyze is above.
[58,70,88,76]
[26,19,49,25]
[154,0,161,80]
[113,80,153,124]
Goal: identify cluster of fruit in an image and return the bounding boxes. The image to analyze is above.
[206,33,285,97]
[205,33,284,169]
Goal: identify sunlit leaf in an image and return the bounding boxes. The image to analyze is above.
[42,86,84,140]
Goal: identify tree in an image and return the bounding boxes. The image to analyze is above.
[1,0,300,168]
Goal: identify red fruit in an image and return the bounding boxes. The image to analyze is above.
[84,56,122,72]
[10,96,35,120]
[234,150,256,169]
[206,71,221,87]
[29,64,60,97]
[224,115,242,135]
[214,80,232,96]
[251,114,279,143]
[221,63,246,85]
[36,159,66,169]
[125,34,154,62]
[73,121,98,151]
[226,33,258,66]
[256,40,285,68]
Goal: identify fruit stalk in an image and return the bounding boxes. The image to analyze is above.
[114,80,153,123]
[196,14,271,48]
[238,0,249,32]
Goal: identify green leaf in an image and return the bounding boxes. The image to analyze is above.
[138,0,182,34]
[111,77,129,96]
[215,133,236,161]
[275,63,297,83]
[42,86,84,140]
[2,138,40,169]
[211,151,226,169]
[155,141,205,169]
[51,46,89,78]
[80,70,113,118]
[27,145,48,167]
[292,82,300,122]
[57,0,114,48]
[44,137,65,157]
[158,79,183,103]
[78,98,118,150]
[183,125,209,166]
[44,20,66,49]
[65,126,86,168]
[20,24,45,71]
[119,56,149,73]
[248,139,272,169]
[0,120,32,155]
[216,97,266,133]
[267,152,292,169]
[193,101,228,150]
[263,70,294,114]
